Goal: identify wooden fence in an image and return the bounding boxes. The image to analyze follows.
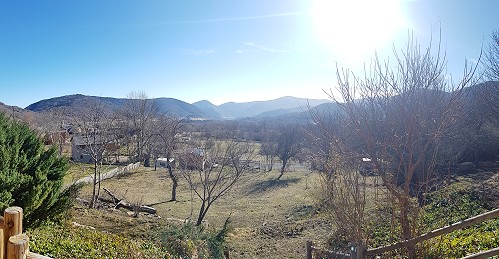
[0,207,51,259]
[307,208,499,259]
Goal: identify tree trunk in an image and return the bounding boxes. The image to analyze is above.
[144,155,150,167]
[96,162,102,206]
[90,161,98,208]
[59,137,63,157]
[277,170,284,180]
[266,156,274,171]
[168,164,178,201]
[399,196,415,258]
[277,158,287,180]
[196,201,206,226]
[127,142,132,162]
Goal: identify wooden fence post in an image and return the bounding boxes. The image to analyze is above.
[4,207,22,236]
[3,207,23,259]
[0,228,4,259]
[8,234,29,259]
[356,242,366,259]
[350,242,366,259]
[306,240,313,259]
[350,245,357,259]
[0,207,53,259]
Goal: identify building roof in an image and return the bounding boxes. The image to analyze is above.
[71,134,111,146]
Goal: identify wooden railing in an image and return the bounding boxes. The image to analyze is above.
[307,208,499,259]
[306,240,364,259]
[0,207,51,259]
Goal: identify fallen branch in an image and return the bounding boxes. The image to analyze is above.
[103,188,121,203]
[102,188,157,214]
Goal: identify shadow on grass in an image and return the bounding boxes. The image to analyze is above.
[246,177,300,195]
[146,201,171,206]
[146,199,187,206]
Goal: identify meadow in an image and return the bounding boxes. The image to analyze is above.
[69,163,331,258]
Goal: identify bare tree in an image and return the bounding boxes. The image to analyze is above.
[323,34,478,257]
[445,86,498,166]
[259,129,277,172]
[275,124,302,180]
[483,29,499,81]
[481,29,499,123]
[119,91,158,165]
[320,151,368,247]
[68,99,117,208]
[179,140,254,226]
[150,115,183,201]
[453,30,499,166]
[307,105,344,172]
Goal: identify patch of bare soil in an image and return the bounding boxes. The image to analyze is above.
[455,168,499,208]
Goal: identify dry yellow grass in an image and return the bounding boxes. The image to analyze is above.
[72,165,333,258]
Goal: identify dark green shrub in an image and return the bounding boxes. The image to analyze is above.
[208,217,232,258]
[160,218,231,258]
[0,113,76,228]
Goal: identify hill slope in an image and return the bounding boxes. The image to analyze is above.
[26,95,330,120]
[193,96,330,119]
[25,94,211,119]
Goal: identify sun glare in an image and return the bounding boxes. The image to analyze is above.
[312,0,406,64]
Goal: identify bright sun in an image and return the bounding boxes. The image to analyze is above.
[312,0,406,64]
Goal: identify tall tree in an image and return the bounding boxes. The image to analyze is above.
[149,115,183,201]
[259,129,277,172]
[481,29,499,123]
[275,124,302,180]
[68,98,117,208]
[322,35,478,257]
[483,29,499,81]
[120,91,158,165]
[0,113,75,228]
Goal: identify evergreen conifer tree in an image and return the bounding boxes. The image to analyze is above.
[0,113,76,228]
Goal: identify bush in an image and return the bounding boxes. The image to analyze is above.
[421,183,499,258]
[0,113,76,228]
[422,182,492,230]
[160,218,231,258]
[338,181,499,257]
[28,222,169,258]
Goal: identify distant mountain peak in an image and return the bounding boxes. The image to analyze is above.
[193,100,215,106]
[192,96,330,119]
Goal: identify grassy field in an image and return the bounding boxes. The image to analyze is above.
[72,164,332,258]
[59,159,499,258]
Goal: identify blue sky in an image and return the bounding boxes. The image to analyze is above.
[0,0,497,108]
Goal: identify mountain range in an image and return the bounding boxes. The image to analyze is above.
[2,81,497,124]
[21,94,331,120]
